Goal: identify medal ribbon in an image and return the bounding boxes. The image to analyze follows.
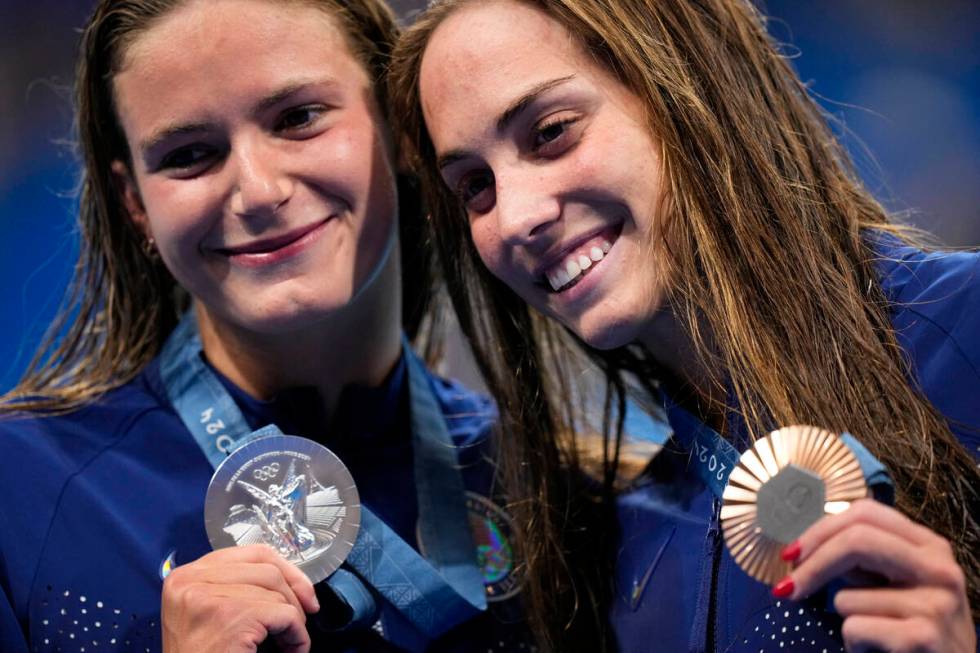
[159,313,486,649]
[661,393,893,502]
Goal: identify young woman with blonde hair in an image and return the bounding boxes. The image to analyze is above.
[0,1,534,651]
[390,0,980,650]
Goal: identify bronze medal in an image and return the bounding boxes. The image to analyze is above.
[720,425,868,585]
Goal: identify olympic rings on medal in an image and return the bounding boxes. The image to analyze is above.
[252,462,280,481]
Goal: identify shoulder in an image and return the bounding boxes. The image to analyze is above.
[411,359,503,495]
[872,235,980,451]
[0,367,173,521]
[423,370,498,448]
[0,366,170,478]
[0,368,174,611]
[874,236,980,317]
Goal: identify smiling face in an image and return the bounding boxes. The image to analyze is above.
[419,0,669,349]
[112,0,397,335]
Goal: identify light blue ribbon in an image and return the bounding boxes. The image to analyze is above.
[661,393,894,503]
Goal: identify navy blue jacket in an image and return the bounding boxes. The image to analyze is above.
[611,240,980,652]
[0,351,531,652]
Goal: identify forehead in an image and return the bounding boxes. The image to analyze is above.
[114,0,370,128]
[121,0,357,72]
[419,0,584,140]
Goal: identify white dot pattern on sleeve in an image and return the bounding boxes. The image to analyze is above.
[729,600,846,652]
[33,586,159,652]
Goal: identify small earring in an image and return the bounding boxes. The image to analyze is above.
[142,236,160,261]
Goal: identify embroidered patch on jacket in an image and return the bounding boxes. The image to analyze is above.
[416,492,522,602]
[465,492,521,602]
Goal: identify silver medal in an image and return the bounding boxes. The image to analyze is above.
[205,435,361,584]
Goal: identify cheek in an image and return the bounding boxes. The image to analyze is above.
[574,123,662,200]
[316,123,359,170]
[320,122,395,213]
[469,221,507,276]
[139,182,213,253]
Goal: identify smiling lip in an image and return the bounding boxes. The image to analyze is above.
[532,225,621,279]
[535,223,623,293]
[217,218,333,267]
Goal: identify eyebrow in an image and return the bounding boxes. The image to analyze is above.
[436,74,577,170]
[139,121,215,163]
[496,75,575,132]
[137,77,340,160]
[253,77,338,114]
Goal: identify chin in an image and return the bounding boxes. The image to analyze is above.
[571,317,643,351]
[231,295,353,336]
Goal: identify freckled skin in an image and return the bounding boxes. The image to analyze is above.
[420,0,668,349]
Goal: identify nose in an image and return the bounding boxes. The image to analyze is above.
[494,170,560,247]
[229,139,292,218]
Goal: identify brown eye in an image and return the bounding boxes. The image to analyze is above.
[532,117,575,152]
[159,144,215,172]
[537,121,566,144]
[275,105,325,132]
[459,173,493,202]
[457,170,495,212]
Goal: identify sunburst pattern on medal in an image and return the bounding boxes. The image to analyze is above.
[720,425,868,585]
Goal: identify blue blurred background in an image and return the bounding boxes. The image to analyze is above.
[1,0,978,392]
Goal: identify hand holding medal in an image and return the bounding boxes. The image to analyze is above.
[721,426,975,652]
[163,435,352,653]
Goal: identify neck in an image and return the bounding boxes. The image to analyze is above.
[637,301,727,430]
[195,245,403,425]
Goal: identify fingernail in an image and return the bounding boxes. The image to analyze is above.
[780,540,801,562]
[312,592,320,612]
[772,576,794,599]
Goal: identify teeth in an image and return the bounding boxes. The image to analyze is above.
[547,269,567,292]
[544,237,613,292]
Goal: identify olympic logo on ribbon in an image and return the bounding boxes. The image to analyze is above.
[253,462,281,481]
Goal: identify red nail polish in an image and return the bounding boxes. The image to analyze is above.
[780,540,801,562]
[772,576,794,598]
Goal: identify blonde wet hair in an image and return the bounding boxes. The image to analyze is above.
[3,0,433,412]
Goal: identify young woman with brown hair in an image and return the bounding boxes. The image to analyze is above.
[0,1,533,651]
[390,0,980,651]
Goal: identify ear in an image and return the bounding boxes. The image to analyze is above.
[110,160,151,239]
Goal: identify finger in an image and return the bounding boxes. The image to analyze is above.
[195,546,319,614]
[834,586,955,620]
[201,583,295,609]
[252,548,319,615]
[182,563,308,616]
[788,523,923,599]
[841,615,944,653]
[229,601,310,653]
[794,500,936,563]
[164,559,306,618]
[260,602,312,653]
[191,544,291,566]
